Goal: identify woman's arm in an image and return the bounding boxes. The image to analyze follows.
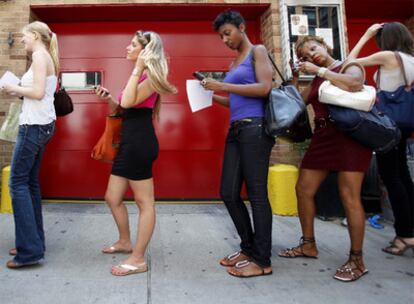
[3,51,48,100]
[299,61,364,92]
[121,50,157,109]
[355,51,398,69]
[348,23,383,60]
[203,45,273,97]
[212,94,230,107]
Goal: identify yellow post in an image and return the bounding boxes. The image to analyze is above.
[1,165,13,213]
[268,164,299,216]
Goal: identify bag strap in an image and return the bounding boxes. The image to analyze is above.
[250,45,287,84]
[394,51,410,88]
[376,51,409,90]
[339,60,366,82]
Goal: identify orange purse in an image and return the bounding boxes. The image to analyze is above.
[91,114,122,163]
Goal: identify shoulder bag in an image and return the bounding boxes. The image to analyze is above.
[376,51,414,131]
[323,63,401,153]
[54,79,74,117]
[252,48,311,142]
[319,61,376,112]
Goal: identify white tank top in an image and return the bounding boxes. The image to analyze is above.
[374,52,414,92]
[19,69,57,125]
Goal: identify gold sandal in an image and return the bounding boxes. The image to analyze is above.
[333,251,368,282]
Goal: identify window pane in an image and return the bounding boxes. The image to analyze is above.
[61,72,101,90]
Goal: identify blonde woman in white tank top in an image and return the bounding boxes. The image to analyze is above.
[0,21,59,269]
[348,22,414,256]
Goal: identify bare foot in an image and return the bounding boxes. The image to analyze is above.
[227,260,272,278]
[220,251,250,267]
[111,256,147,276]
[102,240,132,254]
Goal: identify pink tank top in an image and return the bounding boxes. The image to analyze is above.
[118,74,158,109]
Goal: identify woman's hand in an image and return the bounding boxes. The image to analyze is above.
[201,78,225,92]
[298,61,319,75]
[135,49,148,71]
[364,23,383,39]
[1,84,19,95]
[94,85,113,100]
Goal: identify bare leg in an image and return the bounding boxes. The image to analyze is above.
[334,171,368,282]
[279,169,329,257]
[112,178,155,275]
[103,175,132,253]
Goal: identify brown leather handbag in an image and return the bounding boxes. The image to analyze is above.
[91,114,122,163]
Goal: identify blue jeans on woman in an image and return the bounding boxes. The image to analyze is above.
[220,118,275,267]
[9,122,55,264]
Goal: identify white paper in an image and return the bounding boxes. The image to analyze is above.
[316,28,334,49]
[0,71,20,87]
[291,14,309,36]
[186,80,213,112]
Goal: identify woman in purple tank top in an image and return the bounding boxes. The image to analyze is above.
[202,10,275,278]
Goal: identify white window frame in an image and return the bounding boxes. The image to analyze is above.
[279,0,347,80]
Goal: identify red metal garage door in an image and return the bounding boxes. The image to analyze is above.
[36,6,264,199]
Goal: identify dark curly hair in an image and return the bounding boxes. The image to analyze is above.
[213,10,246,32]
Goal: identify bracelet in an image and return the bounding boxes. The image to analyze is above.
[131,67,141,77]
[317,67,328,78]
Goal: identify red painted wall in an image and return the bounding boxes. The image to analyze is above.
[39,20,260,199]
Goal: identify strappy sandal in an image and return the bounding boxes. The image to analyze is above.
[278,237,318,259]
[382,237,414,256]
[219,251,250,267]
[333,250,368,282]
[227,260,272,278]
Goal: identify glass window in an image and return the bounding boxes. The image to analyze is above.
[60,72,101,91]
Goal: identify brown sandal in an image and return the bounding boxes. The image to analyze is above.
[333,251,368,282]
[227,260,272,278]
[278,237,318,259]
[382,237,414,256]
[219,251,250,267]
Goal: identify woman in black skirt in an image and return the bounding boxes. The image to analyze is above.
[95,30,176,276]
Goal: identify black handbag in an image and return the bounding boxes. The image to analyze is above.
[328,104,400,153]
[265,55,312,142]
[54,80,73,117]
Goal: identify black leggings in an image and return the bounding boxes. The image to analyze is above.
[377,131,414,238]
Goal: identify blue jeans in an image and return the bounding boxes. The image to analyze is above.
[9,122,55,264]
[220,118,275,267]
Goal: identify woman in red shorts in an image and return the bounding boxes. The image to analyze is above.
[278,36,372,282]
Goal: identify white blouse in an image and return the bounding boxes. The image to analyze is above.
[19,69,57,125]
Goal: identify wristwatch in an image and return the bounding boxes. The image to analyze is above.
[317,67,328,78]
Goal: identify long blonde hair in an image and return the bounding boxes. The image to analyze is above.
[136,31,177,118]
[23,21,60,75]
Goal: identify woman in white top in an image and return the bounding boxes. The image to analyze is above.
[348,22,414,256]
[0,21,59,268]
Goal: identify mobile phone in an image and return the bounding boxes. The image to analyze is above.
[192,71,205,81]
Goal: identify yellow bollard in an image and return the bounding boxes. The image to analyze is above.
[1,165,13,213]
[268,164,299,216]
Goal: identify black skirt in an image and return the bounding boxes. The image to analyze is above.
[111,108,159,180]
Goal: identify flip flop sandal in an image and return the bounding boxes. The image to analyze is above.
[6,259,42,269]
[111,263,148,276]
[227,260,273,278]
[219,251,250,267]
[102,246,133,254]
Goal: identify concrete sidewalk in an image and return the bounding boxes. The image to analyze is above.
[0,203,413,304]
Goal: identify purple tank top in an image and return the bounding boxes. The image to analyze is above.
[223,51,266,122]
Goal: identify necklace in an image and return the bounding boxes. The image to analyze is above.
[327,60,340,70]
